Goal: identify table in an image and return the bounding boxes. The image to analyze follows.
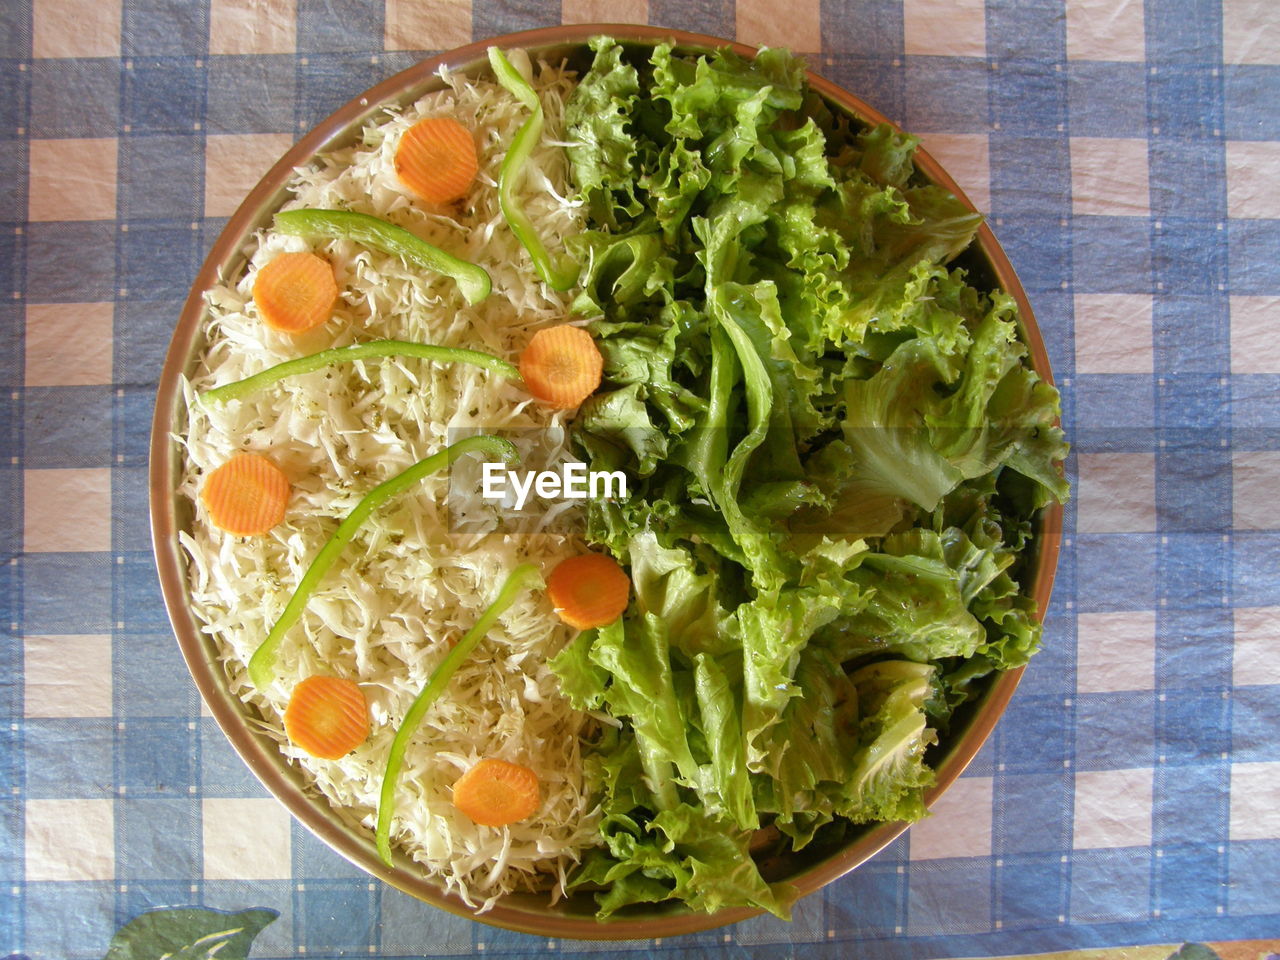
[3,0,1279,957]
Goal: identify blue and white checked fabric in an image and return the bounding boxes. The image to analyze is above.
[2,0,1278,957]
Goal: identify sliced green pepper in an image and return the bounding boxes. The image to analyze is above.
[273,208,492,305]
[375,561,543,865]
[246,435,518,689]
[199,339,519,405]
[487,47,580,291]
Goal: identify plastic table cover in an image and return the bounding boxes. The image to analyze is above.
[1,0,1278,958]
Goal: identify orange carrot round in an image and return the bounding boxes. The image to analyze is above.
[452,758,541,827]
[546,552,631,630]
[283,675,370,760]
[518,325,603,408]
[252,251,339,334]
[394,116,479,205]
[200,453,290,536]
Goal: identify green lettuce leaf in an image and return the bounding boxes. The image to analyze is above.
[565,36,643,227]
[560,37,1068,920]
[838,660,937,823]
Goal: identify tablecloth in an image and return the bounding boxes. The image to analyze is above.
[3,0,1278,957]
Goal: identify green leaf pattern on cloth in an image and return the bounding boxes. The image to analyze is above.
[103,907,277,960]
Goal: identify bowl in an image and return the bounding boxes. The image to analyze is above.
[149,23,1063,940]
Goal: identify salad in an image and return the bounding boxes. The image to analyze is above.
[548,38,1067,918]
[175,36,1067,921]
[179,49,599,911]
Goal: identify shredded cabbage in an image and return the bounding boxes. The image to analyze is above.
[176,54,600,910]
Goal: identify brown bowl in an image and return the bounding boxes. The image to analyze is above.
[149,23,1063,940]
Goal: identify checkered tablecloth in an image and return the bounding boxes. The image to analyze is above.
[3,0,1278,958]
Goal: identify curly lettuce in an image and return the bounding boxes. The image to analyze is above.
[554,38,1068,919]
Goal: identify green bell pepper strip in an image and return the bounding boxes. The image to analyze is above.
[272,208,492,305]
[375,561,543,865]
[486,47,580,291]
[199,339,520,406]
[246,435,519,689]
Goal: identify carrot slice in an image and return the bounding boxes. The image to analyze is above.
[253,251,339,334]
[200,453,290,536]
[395,116,479,205]
[518,325,603,408]
[546,552,631,630]
[283,675,370,760]
[452,758,541,827]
